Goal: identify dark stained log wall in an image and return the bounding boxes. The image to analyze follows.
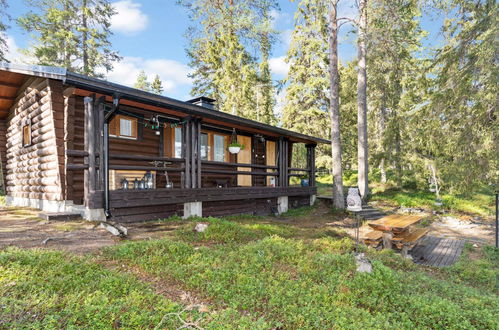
[5,78,65,201]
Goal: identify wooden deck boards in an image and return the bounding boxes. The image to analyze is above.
[411,236,465,267]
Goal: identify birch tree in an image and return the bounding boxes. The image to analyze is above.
[356,0,369,199]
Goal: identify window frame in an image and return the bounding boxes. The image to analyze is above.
[200,130,230,162]
[109,114,138,140]
[21,118,32,148]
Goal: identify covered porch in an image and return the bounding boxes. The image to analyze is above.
[68,93,320,222]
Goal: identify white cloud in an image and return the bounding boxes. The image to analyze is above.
[269,56,289,77]
[281,29,293,47]
[104,56,193,95]
[111,0,149,35]
[4,35,23,63]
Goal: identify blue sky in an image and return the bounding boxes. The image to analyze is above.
[4,0,444,101]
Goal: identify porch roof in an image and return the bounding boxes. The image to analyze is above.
[0,62,329,144]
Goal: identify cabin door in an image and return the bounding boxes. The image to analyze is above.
[252,136,266,186]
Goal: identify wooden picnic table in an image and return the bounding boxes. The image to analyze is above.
[366,214,428,256]
[368,214,424,233]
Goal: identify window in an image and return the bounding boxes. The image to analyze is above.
[22,123,31,147]
[200,133,209,160]
[200,131,229,162]
[109,115,138,139]
[213,134,225,162]
[174,127,182,158]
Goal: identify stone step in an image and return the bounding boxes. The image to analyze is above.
[38,212,82,221]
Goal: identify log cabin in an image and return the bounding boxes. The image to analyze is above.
[0,63,328,222]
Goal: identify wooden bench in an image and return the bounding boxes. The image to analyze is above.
[363,230,383,247]
[392,228,429,257]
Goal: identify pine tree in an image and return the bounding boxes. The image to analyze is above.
[134,70,150,92]
[18,0,120,76]
[367,0,423,187]
[256,8,276,125]
[179,0,278,119]
[151,74,164,95]
[410,0,498,193]
[283,0,330,165]
[0,0,9,62]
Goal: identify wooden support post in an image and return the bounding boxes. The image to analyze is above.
[306,144,316,187]
[190,119,196,188]
[283,139,289,187]
[277,138,284,187]
[382,232,393,249]
[84,96,96,207]
[196,119,202,188]
[184,117,191,188]
[401,245,410,258]
[96,97,105,192]
[63,92,75,201]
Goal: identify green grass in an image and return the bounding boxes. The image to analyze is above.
[315,174,495,218]
[0,248,192,329]
[0,247,272,329]
[174,216,296,244]
[104,225,499,329]
[371,187,495,218]
[1,202,497,328]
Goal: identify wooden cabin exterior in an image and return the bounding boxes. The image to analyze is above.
[0,63,327,222]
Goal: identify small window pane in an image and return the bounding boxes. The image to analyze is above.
[214,134,225,162]
[200,133,208,160]
[22,125,30,146]
[120,118,133,137]
[174,127,182,158]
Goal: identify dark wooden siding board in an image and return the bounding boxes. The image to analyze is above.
[288,195,311,209]
[106,186,315,222]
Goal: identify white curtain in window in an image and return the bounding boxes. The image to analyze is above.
[120,118,132,136]
[174,127,182,158]
[200,133,208,160]
[214,134,225,162]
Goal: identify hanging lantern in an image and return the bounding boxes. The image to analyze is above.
[149,115,161,135]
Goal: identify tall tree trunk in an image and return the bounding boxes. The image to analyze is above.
[395,124,403,187]
[82,0,88,74]
[357,0,369,199]
[329,0,345,210]
[379,89,387,183]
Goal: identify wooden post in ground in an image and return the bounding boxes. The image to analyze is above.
[382,232,393,249]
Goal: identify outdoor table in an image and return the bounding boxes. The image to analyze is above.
[368,214,427,255]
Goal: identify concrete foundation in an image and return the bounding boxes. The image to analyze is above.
[5,196,106,221]
[277,196,288,214]
[310,194,317,206]
[183,201,202,219]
